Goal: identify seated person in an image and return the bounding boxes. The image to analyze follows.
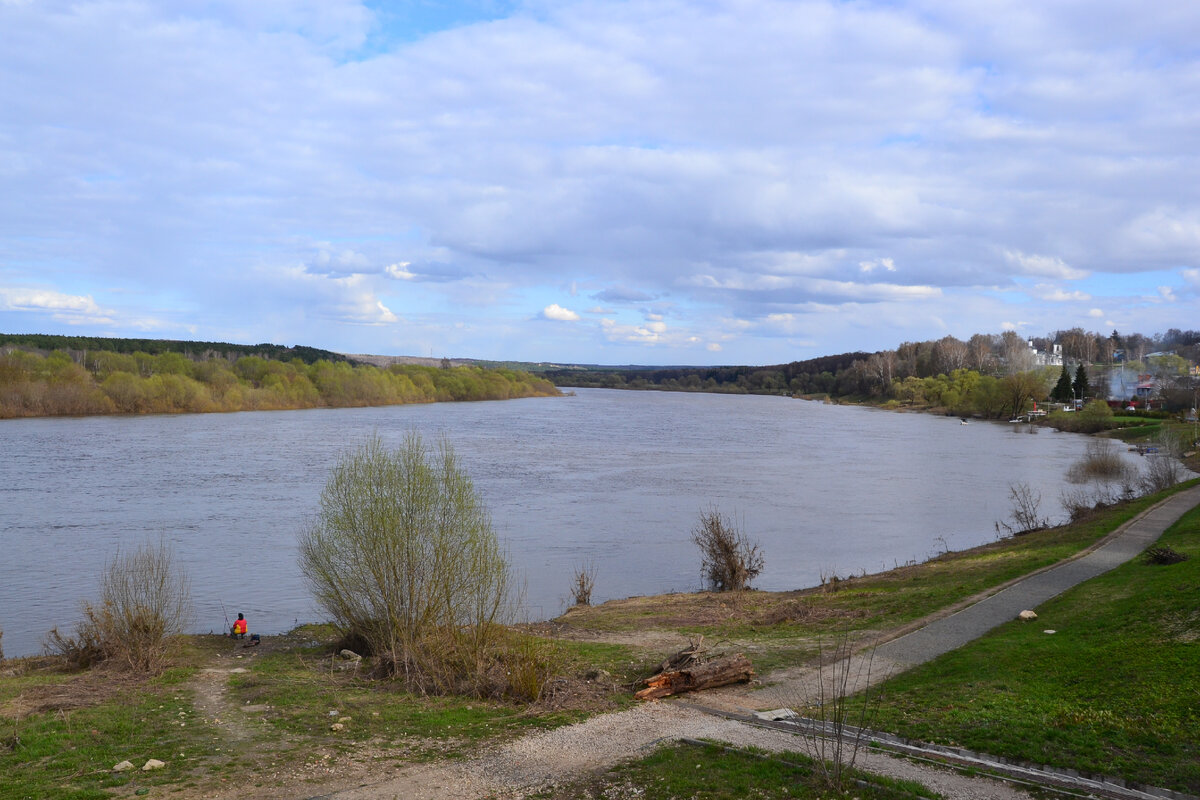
[231,613,247,639]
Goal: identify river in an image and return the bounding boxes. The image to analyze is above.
[0,389,1134,658]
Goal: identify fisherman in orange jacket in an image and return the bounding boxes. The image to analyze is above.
[231,613,247,639]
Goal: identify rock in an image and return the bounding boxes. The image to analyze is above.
[112,760,135,772]
[330,722,345,732]
[1018,610,1038,621]
[142,758,166,771]
[338,716,352,723]
[339,649,361,661]
[1044,629,1057,634]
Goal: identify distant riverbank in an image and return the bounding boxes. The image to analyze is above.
[0,346,559,418]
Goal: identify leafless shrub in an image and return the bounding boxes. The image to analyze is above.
[1143,546,1188,565]
[1141,434,1185,495]
[44,540,192,671]
[569,561,597,607]
[1060,480,1126,522]
[692,506,763,592]
[1067,439,1136,484]
[995,482,1050,537]
[790,633,886,791]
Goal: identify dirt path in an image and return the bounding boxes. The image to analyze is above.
[188,643,269,742]
[187,487,1200,799]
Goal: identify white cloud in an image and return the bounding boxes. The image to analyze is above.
[859,258,896,273]
[385,262,417,281]
[3,2,1200,362]
[707,342,722,352]
[1034,285,1091,302]
[0,287,114,325]
[1087,308,1104,318]
[542,303,580,322]
[1158,286,1177,302]
[1005,252,1089,281]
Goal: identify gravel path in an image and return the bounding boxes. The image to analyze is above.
[319,703,1034,800]
[304,484,1200,799]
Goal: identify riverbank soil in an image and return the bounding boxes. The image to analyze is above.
[1,482,1196,798]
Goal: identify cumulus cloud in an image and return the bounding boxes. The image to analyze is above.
[542,303,580,321]
[0,287,114,325]
[1088,308,1105,318]
[1005,252,1089,281]
[3,1,1200,362]
[1034,285,1092,302]
[859,258,896,273]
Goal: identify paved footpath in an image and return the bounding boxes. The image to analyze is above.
[876,482,1200,668]
[720,482,1200,713]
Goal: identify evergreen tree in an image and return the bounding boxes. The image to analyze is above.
[1052,363,1074,402]
[1074,362,1090,399]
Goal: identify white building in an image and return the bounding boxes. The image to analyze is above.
[1028,340,1064,367]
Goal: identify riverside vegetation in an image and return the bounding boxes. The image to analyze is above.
[0,339,559,418]
[3,468,1197,798]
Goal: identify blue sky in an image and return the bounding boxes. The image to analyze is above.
[2,1,1199,365]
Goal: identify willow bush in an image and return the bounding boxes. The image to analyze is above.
[44,540,192,671]
[299,434,514,696]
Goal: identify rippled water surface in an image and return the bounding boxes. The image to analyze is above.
[0,389,1124,657]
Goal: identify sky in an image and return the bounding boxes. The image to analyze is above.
[2,1,1199,366]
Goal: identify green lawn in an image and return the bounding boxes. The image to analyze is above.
[531,740,938,800]
[865,505,1200,792]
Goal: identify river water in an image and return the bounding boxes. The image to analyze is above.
[0,389,1133,657]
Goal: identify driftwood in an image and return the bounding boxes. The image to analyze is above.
[635,653,754,700]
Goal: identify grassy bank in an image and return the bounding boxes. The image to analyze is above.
[2,482,1196,798]
[862,503,1200,793]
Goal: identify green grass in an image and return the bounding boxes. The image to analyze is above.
[227,641,587,760]
[532,740,938,800]
[566,482,1197,658]
[0,668,211,800]
[864,504,1200,793]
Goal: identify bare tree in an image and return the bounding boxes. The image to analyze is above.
[568,561,597,607]
[967,333,997,372]
[995,482,1049,536]
[692,507,763,592]
[864,351,897,393]
[933,335,969,374]
[999,330,1035,373]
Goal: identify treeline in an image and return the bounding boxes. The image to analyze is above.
[0,332,348,365]
[0,347,559,418]
[547,351,871,396]
[547,327,1200,415]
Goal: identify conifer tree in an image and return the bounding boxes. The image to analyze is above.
[1074,362,1090,399]
[1052,363,1074,402]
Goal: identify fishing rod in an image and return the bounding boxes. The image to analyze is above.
[220,600,231,636]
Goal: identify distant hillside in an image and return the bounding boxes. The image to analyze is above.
[543,351,872,396]
[0,332,349,365]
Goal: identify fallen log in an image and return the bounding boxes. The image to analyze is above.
[635,653,754,700]
[656,636,706,675]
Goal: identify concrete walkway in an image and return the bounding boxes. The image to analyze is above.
[876,482,1200,668]
[719,482,1200,713]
